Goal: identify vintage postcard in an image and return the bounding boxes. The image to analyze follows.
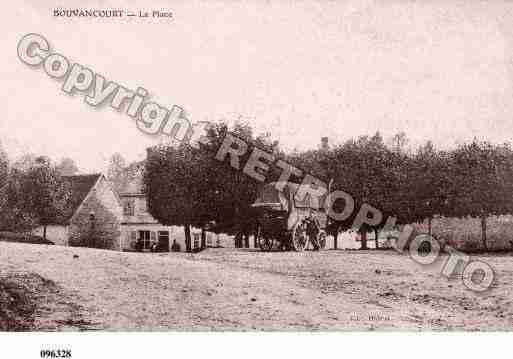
[1,0,512,357]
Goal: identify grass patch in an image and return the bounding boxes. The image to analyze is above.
[0,273,42,330]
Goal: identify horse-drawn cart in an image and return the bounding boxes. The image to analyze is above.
[251,182,327,251]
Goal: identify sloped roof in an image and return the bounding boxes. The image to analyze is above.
[59,174,102,224]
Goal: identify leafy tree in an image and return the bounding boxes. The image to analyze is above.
[1,168,38,232]
[445,141,513,250]
[404,140,513,251]
[287,149,329,180]
[56,157,79,176]
[388,131,409,154]
[145,123,513,253]
[107,153,128,193]
[322,133,410,249]
[145,143,210,251]
[12,157,71,239]
[0,140,7,185]
[0,141,9,227]
[144,121,280,250]
[12,153,37,172]
[199,123,275,246]
[406,142,451,233]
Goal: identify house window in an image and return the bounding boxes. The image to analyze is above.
[138,230,151,250]
[139,199,147,213]
[193,233,200,250]
[123,199,135,216]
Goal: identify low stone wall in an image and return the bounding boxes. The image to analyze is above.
[412,215,513,252]
[485,215,513,251]
[32,225,68,246]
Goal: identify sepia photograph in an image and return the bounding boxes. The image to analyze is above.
[1,0,512,357]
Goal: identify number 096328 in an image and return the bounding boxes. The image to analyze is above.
[40,349,71,358]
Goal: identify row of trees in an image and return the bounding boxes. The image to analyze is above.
[144,123,513,251]
[144,123,280,249]
[301,136,513,250]
[0,145,75,239]
[3,126,512,252]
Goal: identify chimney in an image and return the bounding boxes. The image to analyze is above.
[321,137,329,151]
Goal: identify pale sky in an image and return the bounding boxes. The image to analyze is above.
[2,0,513,172]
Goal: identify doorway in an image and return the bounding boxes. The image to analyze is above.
[158,231,170,252]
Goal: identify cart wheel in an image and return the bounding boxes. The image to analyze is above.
[257,227,274,251]
[292,221,308,252]
[317,231,327,250]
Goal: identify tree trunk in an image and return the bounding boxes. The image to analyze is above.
[253,233,258,248]
[201,227,206,250]
[481,216,488,251]
[184,224,192,252]
[333,230,338,250]
[360,230,368,250]
[43,225,47,241]
[374,228,379,249]
[244,232,250,248]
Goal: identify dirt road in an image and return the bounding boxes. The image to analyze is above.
[0,242,511,330]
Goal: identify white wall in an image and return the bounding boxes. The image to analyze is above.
[120,224,236,252]
[32,225,68,246]
[121,224,202,252]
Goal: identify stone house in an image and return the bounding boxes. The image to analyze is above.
[119,191,186,252]
[33,174,124,250]
[34,173,219,252]
[117,174,209,252]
